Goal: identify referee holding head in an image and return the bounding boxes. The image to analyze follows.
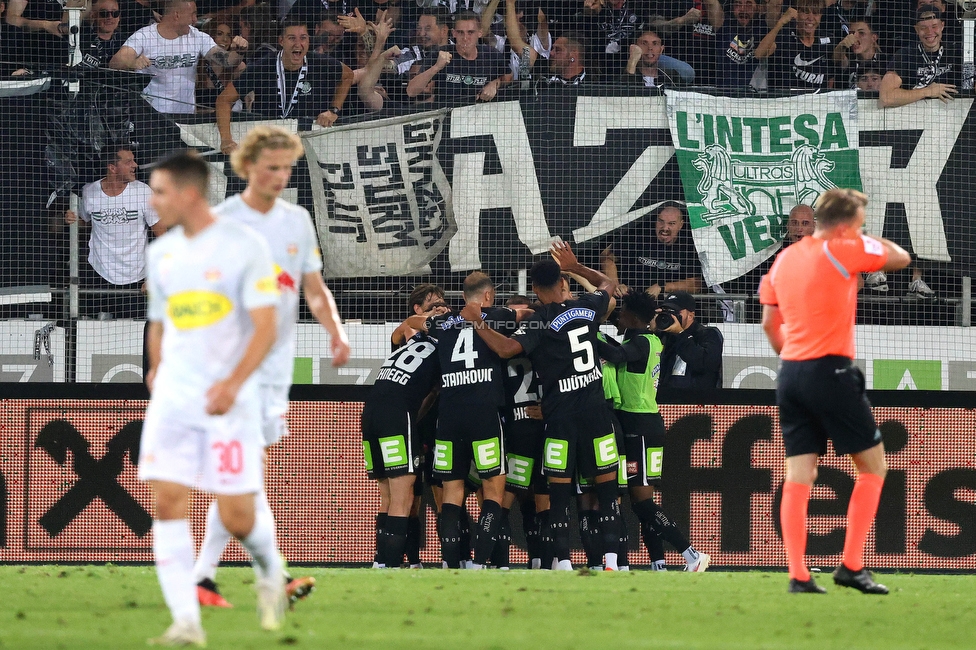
[759,189,910,595]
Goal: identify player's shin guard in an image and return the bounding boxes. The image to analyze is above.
[595,481,621,570]
[406,516,422,566]
[193,499,233,584]
[579,510,602,568]
[781,481,812,582]
[438,503,463,569]
[489,508,511,569]
[384,516,409,568]
[632,498,690,552]
[548,483,574,562]
[473,499,502,565]
[240,501,284,583]
[843,473,884,572]
[153,519,201,626]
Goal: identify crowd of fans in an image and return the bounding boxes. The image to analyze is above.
[0,0,967,116]
[0,0,961,319]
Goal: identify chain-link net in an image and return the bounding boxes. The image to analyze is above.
[1,0,974,386]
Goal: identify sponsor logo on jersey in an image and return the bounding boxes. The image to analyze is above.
[549,307,596,332]
[167,290,232,329]
[204,268,222,282]
[255,275,278,294]
[274,264,297,292]
[287,243,299,256]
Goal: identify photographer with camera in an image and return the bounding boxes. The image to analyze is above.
[655,291,724,390]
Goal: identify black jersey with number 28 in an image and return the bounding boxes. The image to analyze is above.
[428,308,519,407]
[367,332,441,416]
[512,291,611,418]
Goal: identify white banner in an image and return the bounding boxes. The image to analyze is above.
[302,111,457,277]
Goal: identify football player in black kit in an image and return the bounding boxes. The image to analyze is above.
[361,301,447,568]
[428,272,521,569]
[462,242,623,571]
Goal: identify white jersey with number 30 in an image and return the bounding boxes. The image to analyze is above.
[214,195,323,386]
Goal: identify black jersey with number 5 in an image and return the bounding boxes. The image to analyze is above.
[512,291,610,418]
[366,332,441,416]
[428,308,518,407]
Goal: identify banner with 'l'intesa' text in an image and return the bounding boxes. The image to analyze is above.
[665,90,863,285]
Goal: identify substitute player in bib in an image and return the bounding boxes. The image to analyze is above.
[462,242,623,571]
[141,151,285,646]
[760,189,910,594]
[192,126,351,608]
[597,292,710,572]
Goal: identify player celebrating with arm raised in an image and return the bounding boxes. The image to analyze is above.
[141,151,285,646]
[760,188,910,594]
[192,126,351,609]
[462,242,623,571]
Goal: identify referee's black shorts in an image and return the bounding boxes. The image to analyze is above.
[777,355,882,458]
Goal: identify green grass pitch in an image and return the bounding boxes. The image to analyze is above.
[1,566,973,649]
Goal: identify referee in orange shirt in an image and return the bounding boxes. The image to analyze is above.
[759,189,910,594]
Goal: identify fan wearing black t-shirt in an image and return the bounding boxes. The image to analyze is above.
[461,242,625,571]
[427,272,519,569]
[879,5,959,107]
[756,1,835,90]
[215,20,354,154]
[406,11,509,108]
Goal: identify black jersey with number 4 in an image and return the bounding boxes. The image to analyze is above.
[428,308,519,407]
[512,291,611,418]
[366,332,441,416]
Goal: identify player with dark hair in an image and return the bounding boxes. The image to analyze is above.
[461,242,622,571]
[597,291,710,572]
[760,188,911,594]
[428,272,520,569]
[141,149,284,645]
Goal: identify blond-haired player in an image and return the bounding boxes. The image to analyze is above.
[192,126,351,608]
[141,150,285,646]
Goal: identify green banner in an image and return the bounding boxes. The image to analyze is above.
[665,90,862,285]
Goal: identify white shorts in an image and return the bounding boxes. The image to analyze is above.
[260,384,291,446]
[139,398,264,495]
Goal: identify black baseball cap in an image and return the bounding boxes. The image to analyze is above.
[660,291,696,312]
[916,4,943,22]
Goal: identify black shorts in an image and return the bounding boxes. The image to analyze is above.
[504,416,547,494]
[433,402,507,481]
[542,402,619,481]
[777,356,882,457]
[617,410,665,487]
[361,402,422,480]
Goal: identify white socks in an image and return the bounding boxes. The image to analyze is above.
[153,520,201,626]
[239,495,284,583]
[193,500,232,584]
[604,552,619,571]
[194,492,279,584]
[681,546,700,565]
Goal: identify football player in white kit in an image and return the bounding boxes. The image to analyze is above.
[191,125,351,608]
[141,150,286,646]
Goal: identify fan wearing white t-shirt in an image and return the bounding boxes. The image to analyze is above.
[109,0,248,114]
[64,148,165,318]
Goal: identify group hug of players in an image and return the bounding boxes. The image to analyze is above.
[361,242,710,572]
